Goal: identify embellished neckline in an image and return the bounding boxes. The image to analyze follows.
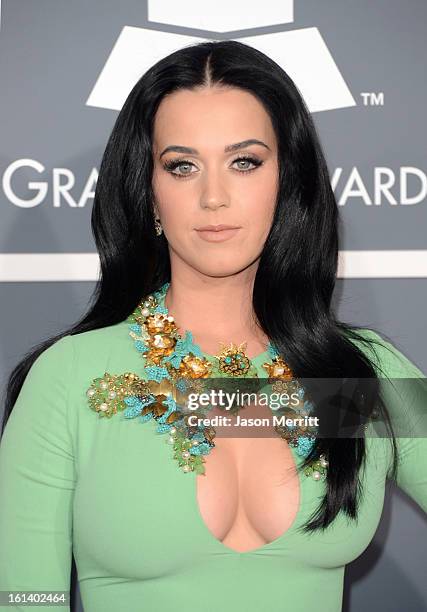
[85,281,329,480]
[156,283,271,365]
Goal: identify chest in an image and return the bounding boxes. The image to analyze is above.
[195,407,301,552]
[73,402,389,579]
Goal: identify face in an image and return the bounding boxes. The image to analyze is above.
[151,86,279,278]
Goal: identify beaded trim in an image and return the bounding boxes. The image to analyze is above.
[86,282,328,480]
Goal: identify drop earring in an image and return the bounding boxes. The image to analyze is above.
[154,216,163,236]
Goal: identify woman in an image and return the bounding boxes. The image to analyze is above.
[0,40,426,612]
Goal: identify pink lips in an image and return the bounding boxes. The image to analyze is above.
[195,225,241,243]
[195,224,240,231]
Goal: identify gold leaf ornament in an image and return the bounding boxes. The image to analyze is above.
[214,341,252,376]
[86,371,151,418]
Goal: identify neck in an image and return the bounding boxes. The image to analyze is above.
[162,273,269,356]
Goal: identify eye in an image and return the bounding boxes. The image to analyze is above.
[162,159,196,179]
[231,155,263,174]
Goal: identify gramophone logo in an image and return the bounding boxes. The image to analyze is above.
[86,0,355,114]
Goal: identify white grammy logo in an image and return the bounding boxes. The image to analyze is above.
[86,0,355,114]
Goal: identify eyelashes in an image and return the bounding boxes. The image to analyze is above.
[162,155,264,179]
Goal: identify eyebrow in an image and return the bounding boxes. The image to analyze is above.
[159,139,271,159]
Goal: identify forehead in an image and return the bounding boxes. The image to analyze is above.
[152,87,276,150]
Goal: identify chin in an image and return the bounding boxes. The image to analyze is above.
[194,261,253,278]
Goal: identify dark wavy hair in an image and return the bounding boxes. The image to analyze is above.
[1,39,398,533]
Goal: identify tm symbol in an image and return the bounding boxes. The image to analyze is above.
[360,92,384,106]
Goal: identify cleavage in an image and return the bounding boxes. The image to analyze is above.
[195,405,301,553]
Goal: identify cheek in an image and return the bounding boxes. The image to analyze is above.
[162,209,192,246]
[152,174,191,230]
[245,183,277,236]
[237,164,277,210]
[157,197,196,246]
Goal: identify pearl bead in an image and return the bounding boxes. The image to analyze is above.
[154,334,166,348]
[100,382,108,390]
[170,427,177,434]
[312,471,321,480]
[86,388,95,397]
[182,451,190,459]
[320,459,328,468]
[99,403,108,412]
[192,440,199,446]
[108,390,116,399]
[167,316,174,322]
[167,436,174,444]
[182,465,191,473]
[141,307,150,316]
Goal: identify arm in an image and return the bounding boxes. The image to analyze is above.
[367,331,427,513]
[0,335,76,610]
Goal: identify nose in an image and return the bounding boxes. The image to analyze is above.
[199,171,230,210]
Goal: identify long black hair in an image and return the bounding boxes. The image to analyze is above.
[1,39,398,533]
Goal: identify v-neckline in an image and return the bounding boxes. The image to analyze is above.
[133,284,307,553]
[190,443,306,556]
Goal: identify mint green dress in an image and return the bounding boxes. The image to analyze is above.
[0,322,426,611]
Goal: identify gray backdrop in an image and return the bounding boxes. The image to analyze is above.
[0,1,426,611]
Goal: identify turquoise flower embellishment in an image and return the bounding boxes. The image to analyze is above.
[154,304,168,315]
[175,378,190,393]
[128,323,151,353]
[121,391,184,432]
[295,436,316,456]
[163,330,204,368]
[134,340,149,353]
[189,441,212,456]
[186,429,213,456]
[122,394,156,419]
[153,395,184,433]
[267,340,279,359]
[157,395,178,423]
[145,365,170,382]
